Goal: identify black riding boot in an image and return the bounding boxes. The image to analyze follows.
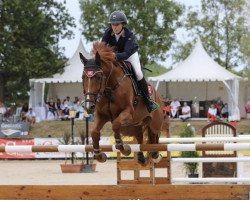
[137,77,159,113]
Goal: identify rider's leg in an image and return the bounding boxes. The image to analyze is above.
[137,77,159,112]
[125,52,159,112]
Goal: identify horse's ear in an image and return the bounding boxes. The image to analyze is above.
[79,52,88,66]
[95,52,101,66]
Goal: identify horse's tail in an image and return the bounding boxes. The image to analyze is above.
[152,86,164,109]
[148,86,164,135]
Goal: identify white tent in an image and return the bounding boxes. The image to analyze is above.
[149,38,245,121]
[29,39,91,111]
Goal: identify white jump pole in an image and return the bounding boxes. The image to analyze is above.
[172,157,250,163]
[159,137,250,143]
[172,178,250,183]
[1,143,250,153]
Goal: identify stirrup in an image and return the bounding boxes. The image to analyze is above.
[148,99,159,113]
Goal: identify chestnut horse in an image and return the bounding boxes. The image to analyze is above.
[80,42,163,165]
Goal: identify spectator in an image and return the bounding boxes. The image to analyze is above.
[20,103,28,122]
[179,102,191,122]
[170,97,181,118]
[73,97,81,118]
[215,97,223,116]
[0,101,7,122]
[55,98,63,118]
[3,106,14,122]
[64,96,73,109]
[47,98,57,120]
[163,98,171,119]
[207,104,220,122]
[61,104,70,120]
[25,108,36,124]
[0,101,6,114]
[74,96,79,104]
[221,103,229,120]
[245,99,250,113]
[77,98,85,120]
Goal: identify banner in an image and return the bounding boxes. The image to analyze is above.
[0,122,30,138]
[0,139,35,159]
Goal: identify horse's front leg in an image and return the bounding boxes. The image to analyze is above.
[112,109,133,156]
[91,117,108,163]
[135,132,148,166]
[148,129,162,163]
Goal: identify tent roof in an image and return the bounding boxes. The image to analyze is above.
[148,38,242,82]
[30,39,91,83]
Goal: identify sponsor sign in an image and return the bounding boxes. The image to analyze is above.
[0,122,30,138]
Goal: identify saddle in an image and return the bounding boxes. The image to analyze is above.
[120,61,140,96]
[119,61,154,106]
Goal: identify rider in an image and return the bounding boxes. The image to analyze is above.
[102,10,159,113]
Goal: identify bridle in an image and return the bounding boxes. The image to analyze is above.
[82,69,105,106]
[82,62,129,107]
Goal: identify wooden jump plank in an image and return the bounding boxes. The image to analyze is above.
[118,179,152,184]
[117,160,151,170]
[117,158,168,170]
[0,185,249,200]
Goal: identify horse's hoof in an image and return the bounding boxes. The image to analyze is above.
[151,153,162,163]
[137,153,148,166]
[138,158,149,166]
[115,144,122,150]
[94,152,107,163]
[120,145,131,156]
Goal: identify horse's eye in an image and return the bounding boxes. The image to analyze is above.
[96,75,102,81]
[82,73,85,79]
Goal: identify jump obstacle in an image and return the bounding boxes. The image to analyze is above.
[1,131,250,199]
[1,141,250,199]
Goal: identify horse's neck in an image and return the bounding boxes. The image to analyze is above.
[104,64,127,89]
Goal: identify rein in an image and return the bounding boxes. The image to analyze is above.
[102,63,130,122]
[104,63,129,91]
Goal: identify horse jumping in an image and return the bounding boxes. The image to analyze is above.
[79,42,163,165]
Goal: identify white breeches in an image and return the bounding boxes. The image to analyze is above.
[125,52,143,80]
[171,108,178,118]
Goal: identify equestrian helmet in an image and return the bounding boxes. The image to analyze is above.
[109,11,127,24]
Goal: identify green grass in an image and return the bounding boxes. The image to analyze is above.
[30,120,113,138]
[29,119,250,138]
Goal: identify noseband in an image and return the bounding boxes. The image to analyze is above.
[83,63,127,107]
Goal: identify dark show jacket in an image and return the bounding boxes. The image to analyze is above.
[101,27,139,61]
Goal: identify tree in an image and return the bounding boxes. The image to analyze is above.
[240,2,250,80]
[143,62,168,77]
[0,0,75,103]
[79,0,183,67]
[172,0,248,70]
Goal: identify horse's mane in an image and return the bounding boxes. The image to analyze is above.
[92,42,116,65]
